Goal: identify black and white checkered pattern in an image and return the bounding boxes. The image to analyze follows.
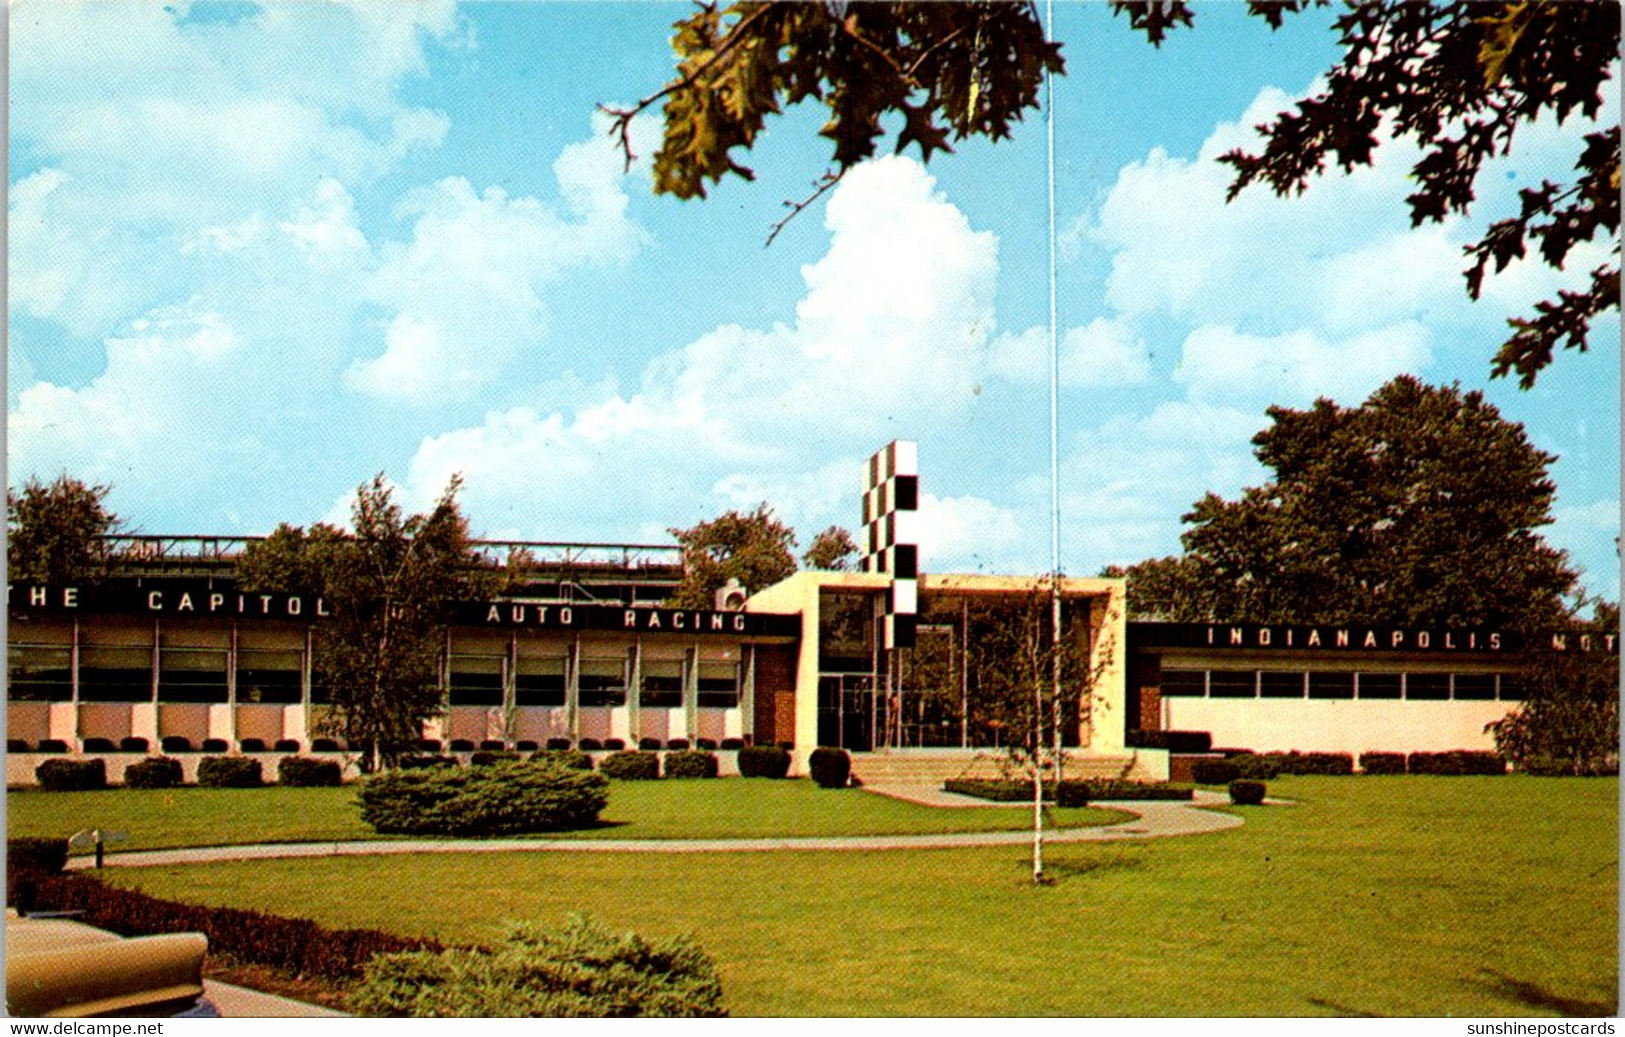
[861,440,918,649]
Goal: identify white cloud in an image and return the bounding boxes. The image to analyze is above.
[1173,321,1433,408]
[989,319,1153,388]
[914,492,1024,567]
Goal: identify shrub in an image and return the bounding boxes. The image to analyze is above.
[546,738,573,751]
[36,739,68,754]
[1359,752,1407,775]
[471,750,522,767]
[278,756,342,787]
[359,761,609,837]
[737,745,791,779]
[515,740,539,752]
[118,737,149,753]
[1258,751,1354,776]
[197,756,263,788]
[600,750,660,781]
[274,739,301,753]
[82,737,116,753]
[719,738,744,751]
[160,735,193,753]
[1229,753,1283,780]
[397,755,459,770]
[578,738,603,751]
[942,778,1034,802]
[449,739,475,752]
[310,738,340,752]
[7,836,68,913]
[603,739,626,751]
[663,750,717,779]
[696,738,718,751]
[238,738,266,753]
[531,749,594,771]
[666,738,690,750]
[124,756,183,789]
[1407,750,1507,776]
[942,777,1191,806]
[35,758,107,792]
[638,737,662,751]
[8,738,29,753]
[1190,759,1240,785]
[417,739,443,752]
[1229,780,1267,806]
[351,915,726,1018]
[1074,779,1192,802]
[480,740,506,752]
[808,747,851,789]
[1520,754,1619,777]
[201,737,228,753]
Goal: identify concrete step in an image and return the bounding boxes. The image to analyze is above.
[849,751,1154,786]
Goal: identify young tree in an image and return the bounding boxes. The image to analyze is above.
[667,504,798,609]
[7,474,123,584]
[1488,600,1620,775]
[801,525,859,571]
[1119,376,1577,630]
[608,1,1617,384]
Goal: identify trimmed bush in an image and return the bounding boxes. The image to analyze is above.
[479,740,506,752]
[35,758,107,792]
[737,745,791,779]
[197,755,263,788]
[718,738,744,751]
[515,740,539,752]
[417,739,443,752]
[1407,750,1507,776]
[278,756,342,787]
[943,778,1035,802]
[449,739,475,752]
[471,750,522,767]
[1253,751,1354,776]
[238,738,266,753]
[310,738,340,752]
[531,749,594,771]
[943,777,1193,807]
[397,754,459,770]
[666,738,690,750]
[603,738,626,751]
[1359,751,1408,774]
[7,836,68,914]
[808,747,851,789]
[119,737,150,753]
[638,737,662,751]
[1229,780,1267,806]
[577,738,603,751]
[663,750,718,779]
[1190,759,1241,785]
[696,738,718,751]
[202,738,230,752]
[8,738,30,753]
[359,761,609,836]
[1228,753,1283,780]
[600,750,661,781]
[351,916,726,1018]
[545,738,572,751]
[36,739,68,754]
[124,756,183,789]
[160,735,193,753]
[82,737,116,753]
[274,739,301,753]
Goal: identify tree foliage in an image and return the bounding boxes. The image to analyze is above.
[801,524,859,571]
[1115,376,1577,630]
[7,474,123,584]
[1488,600,1620,775]
[615,0,1618,382]
[238,475,490,770]
[666,503,797,609]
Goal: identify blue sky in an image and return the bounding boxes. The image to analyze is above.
[9,2,1620,602]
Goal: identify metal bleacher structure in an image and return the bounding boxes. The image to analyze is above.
[103,535,686,606]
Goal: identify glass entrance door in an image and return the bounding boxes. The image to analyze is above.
[816,674,877,751]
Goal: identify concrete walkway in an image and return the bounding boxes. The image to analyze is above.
[67,790,1241,870]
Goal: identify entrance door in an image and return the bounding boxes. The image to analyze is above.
[816,674,876,751]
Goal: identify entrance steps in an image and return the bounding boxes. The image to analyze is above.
[849,749,1160,787]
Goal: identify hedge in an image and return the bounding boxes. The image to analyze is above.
[238,738,266,753]
[666,738,690,750]
[719,738,744,751]
[36,739,69,754]
[30,873,440,981]
[1407,750,1507,776]
[515,740,539,752]
[201,738,229,753]
[1229,780,1267,806]
[577,738,603,751]
[530,749,594,771]
[808,747,851,789]
[600,751,661,781]
[737,745,791,779]
[160,736,194,753]
[663,750,717,779]
[449,739,475,752]
[603,739,626,751]
[118,737,149,753]
[274,739,302,753]
[7,739,29,753]
[124,756,184,789]
[7,836,68,914]
[82,737,116,753]
[359,761,610,837]
[310,738,341,752]
[278,756,343,787]
[417,739,444,752]
[1228,751,1354,777]
[479,740,506,752]
[1189,759,1240,785]
[638,737,663,751]
[696,738,718,751]
[943,777,1193,807]
[36,758,107,792]
[397,755,459,770]
[470,750,522,767]
[545,738,573,751]
[350,916,726,1018]
[197,755,263,788]
[1359,752,1407,775]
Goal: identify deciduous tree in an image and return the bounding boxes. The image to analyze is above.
[7,475,123,584]
[667,504,797,609]
[1488,599,1620,775]
[801,525,859,571]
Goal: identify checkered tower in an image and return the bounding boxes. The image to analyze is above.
[861,440,918,649]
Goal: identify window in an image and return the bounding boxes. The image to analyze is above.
[8,645,72,702]
[448,655,504,707]
[1310,672,1356,699]
[1499,675,1530,701]
[79,646,153,702]
[1352,673,1397,699]
[579,657,627,707]
[236,649,302,704]
[516,657,566,707]
[1405,673,1449,700]
[1452,673,1497,700]
[697,661,739,708]
[640,659,683,708]
[159,649,229,703]
[1259,671,1306,698]
[1208,670,1257,698]
[1160,669,1205,697]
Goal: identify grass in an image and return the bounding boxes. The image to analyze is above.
[90,775,1617,1016]
[6,778,1126,852]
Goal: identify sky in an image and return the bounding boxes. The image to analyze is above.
[8,1,1621,603]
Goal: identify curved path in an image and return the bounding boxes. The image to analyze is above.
[66,791,1242,870]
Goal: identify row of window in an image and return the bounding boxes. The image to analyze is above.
[9,645,741,708]
[1160,668,1522,701]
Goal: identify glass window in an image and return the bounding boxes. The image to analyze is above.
[1259,671,1306,698]
[516,657,566,707]
[79,646,153,702]
[449,654,504,707]
[1309,671,1355,699]
[1452,673,1497,700]
[8,645,72,702]
[579,657,627,707]
[1405,673,1449,700]
[1208,670,1257,698]
[1499,675,1529,701]
[1352,673,1397,699]
[236,649,302,704]
[640,659,683,708]
[698,661,739,708]
[159,648,229,703]
[819,592,876,673]
[1160,669,1205,697]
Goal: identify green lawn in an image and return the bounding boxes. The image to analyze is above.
[6,778,1124,852]
[92,775,1617,1016]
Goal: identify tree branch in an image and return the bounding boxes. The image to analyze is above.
[765,167,846,247]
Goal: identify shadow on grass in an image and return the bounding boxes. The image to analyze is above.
[1016,847,1147,886]
[1306,996,1383,1017]
[1477,969,1617,1017]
